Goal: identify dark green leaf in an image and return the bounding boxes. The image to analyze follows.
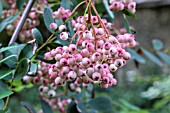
[0,70,14,79]
[103,0,114,19]
[88,96,112,112]
[122,9,136,18]
[16,0,26,10]
[77,102,87,113]
[14,58,29,80]
[0,0,3,18]
[0,80,8,92]
[46,42,62,49]
[0,109,10,113]
[67,21,74,37]
[18,44,33,60]
[127,48,146,64]
[61,0,70,9]
[67,101,79,113]
[156,51,170,66]
[32,28,44,45]
[152,39,163,51]
[0,45,23,53]
[21,102,37,113]
[0,55,17,63]
[0,13,19,32]
[43,8,55,33]
[0,91,13,99]
[123,14,131,33]
[141,48,163,66]
[40,99,53,113]
[27,62,37,76]
[0,99,4,110]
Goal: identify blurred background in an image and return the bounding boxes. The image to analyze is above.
[2,0,170,113]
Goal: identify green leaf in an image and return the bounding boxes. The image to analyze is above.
[40,99,53,113]
[0,109,10,113]
[16,0,26,10]
[0,45,23,53]
[14,58,29,80]
[0,99,4,110]
[0,55,17,63]
[0,13,19,32]
[61,0,70,9]
[103,0,114,19]
[21,102,37,113]
[123,14,131,33]
[77,102,87,113]
[0,70,14,79]
[67,101,79,113]
[18,44,33,60]
[88,96,112,112]
[122,9,136,18]
[152,39,163,51]
[0,80,8,92]
[0,91,13,99]
[127,49,146,64]
[32,28,44,45]
[43,8,55,33]
[0,0,3,18]
[27,62,37,76]
[156,51,170,66]
[141,48,163,66]
[119,99,140,110]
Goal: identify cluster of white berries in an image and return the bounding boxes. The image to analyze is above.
[109,0,136,13]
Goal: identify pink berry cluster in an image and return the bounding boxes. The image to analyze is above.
[2,0,46,43]
[109,0,136,13]
[42,7,137,89]
[23,61,58,97]
[38,97,72,113]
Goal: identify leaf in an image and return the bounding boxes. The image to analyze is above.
[156,51,170,66]
[141,48,163,67]
[43,8,55,33]
[0,109,10,113]
[127,49,146,64]
[122,9,136,18]
[0,45,23,53]
[61,0,70,9]
[21,102,37,113]
[119,99,140,110]
[67,101,79,113]
[0,91,13,99]
[0,0,3,18]
[32,28,44,45]
[0,80,8,92]
[16,0,26,10]
[103,0,114,19]
[88,96,112,112]
[14,58,30,80]
[27,62,37,76]
[0,70,14,79]
[40,99,53,113]
[152,39,163,51]
[76,102,87,113]
[67,21,74,37]
[18,44,33,61]
[0,13,19,32]
[123,14,131,33]
[0,99,4,110]
[0,55,17,63]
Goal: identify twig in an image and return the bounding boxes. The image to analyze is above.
[8,0,35,45]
